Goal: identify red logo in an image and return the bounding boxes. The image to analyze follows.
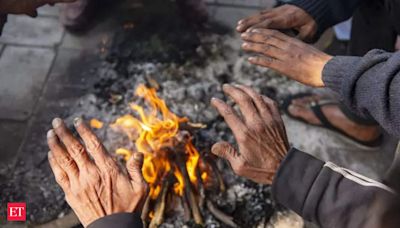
[7,203,26,221]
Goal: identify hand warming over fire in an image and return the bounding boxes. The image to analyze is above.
[0,0,76,17]
[211,84,289,184]
[241,29,333,87]
[47,117,148,227]
[236,5,317,42]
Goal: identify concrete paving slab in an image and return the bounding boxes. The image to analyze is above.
[0,15,64,47]
[0,120,27,173]
[61,18,117,50]
[46,48,102,87]
[38,5,60,17]
[0,46,55,120]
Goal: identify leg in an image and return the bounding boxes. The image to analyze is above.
[349,0,397,55]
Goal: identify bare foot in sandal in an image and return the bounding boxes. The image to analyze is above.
[287,94,381,144]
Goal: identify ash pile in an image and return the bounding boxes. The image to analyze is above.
[68,28,305,227]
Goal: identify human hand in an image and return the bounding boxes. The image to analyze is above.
[236,5,317,42]
[47,117,148,227]
[241,29,333,87]
[0,0,76,17]
[211,84,289,184]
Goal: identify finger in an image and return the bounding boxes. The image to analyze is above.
[211,141,240,167]
[261,95,281,121]
[242,42,286,60]
[237,14,270,32]
[52,118,91,169]
[251,28,292,42]
[211,97,247,140]
[73,117,114,169]
[222,84,262,125]
[241,31,288,49]
[127,152,145,185]
[48,151,70,190]
[235,85,272,120]
[47,129,79,179]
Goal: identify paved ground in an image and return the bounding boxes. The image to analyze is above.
[0,0,398,227]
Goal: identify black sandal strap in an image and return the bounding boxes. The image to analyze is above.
[310,102,338,132]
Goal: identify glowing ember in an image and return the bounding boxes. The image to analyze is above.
[90,118,104,129]
[111,84,207,199]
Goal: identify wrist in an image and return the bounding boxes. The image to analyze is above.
[313,53,333,87]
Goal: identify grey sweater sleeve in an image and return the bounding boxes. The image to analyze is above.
[272,148,400,228]
[288,0,362,38]
[322,50,400,137]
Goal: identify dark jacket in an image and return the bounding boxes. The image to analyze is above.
[289,0,400,37]
[87,212,143,228]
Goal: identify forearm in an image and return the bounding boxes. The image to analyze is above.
[87,213,143,228]
[288,0,362,37]
[322,50,400,137]
[272,148,398,228]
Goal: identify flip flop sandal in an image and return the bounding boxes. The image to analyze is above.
[281,93,383,150]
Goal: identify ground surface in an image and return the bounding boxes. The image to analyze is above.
[0,0,397,227]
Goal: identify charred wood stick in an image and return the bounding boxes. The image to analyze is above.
[205,155,226,192]
[141,193,152,225]
[181,194,192,222]
[149,174,173,228]
[196,167,206,209]
[206,200,238,228]
[175,151,204,225]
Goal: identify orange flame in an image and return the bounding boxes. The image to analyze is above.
[112,84,203,199]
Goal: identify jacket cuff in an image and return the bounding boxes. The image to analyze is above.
[271,148,324,215]
[322,56,360,94]
[287,0,330,37]
[87,213,142,228]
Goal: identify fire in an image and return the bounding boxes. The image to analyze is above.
[112,84,204,199]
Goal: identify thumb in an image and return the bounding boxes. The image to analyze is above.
[127,152,145,183]
[211,141,238,164]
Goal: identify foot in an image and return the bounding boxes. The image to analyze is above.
[59,0,98,32]
[288,94,381,143]
[176,0,208,24]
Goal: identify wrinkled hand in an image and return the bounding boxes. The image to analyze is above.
[0,0,75,17]
[241,29,333,87]
[211,84,289,184]
[236,5,317,42]
[47,117,148,227]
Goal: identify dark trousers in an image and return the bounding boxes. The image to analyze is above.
[342,0,398,125]
[349,0,398,56]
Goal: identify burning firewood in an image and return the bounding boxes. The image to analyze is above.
[149,173,173,228]
[103,84,231,226]
[207,200,238,228]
